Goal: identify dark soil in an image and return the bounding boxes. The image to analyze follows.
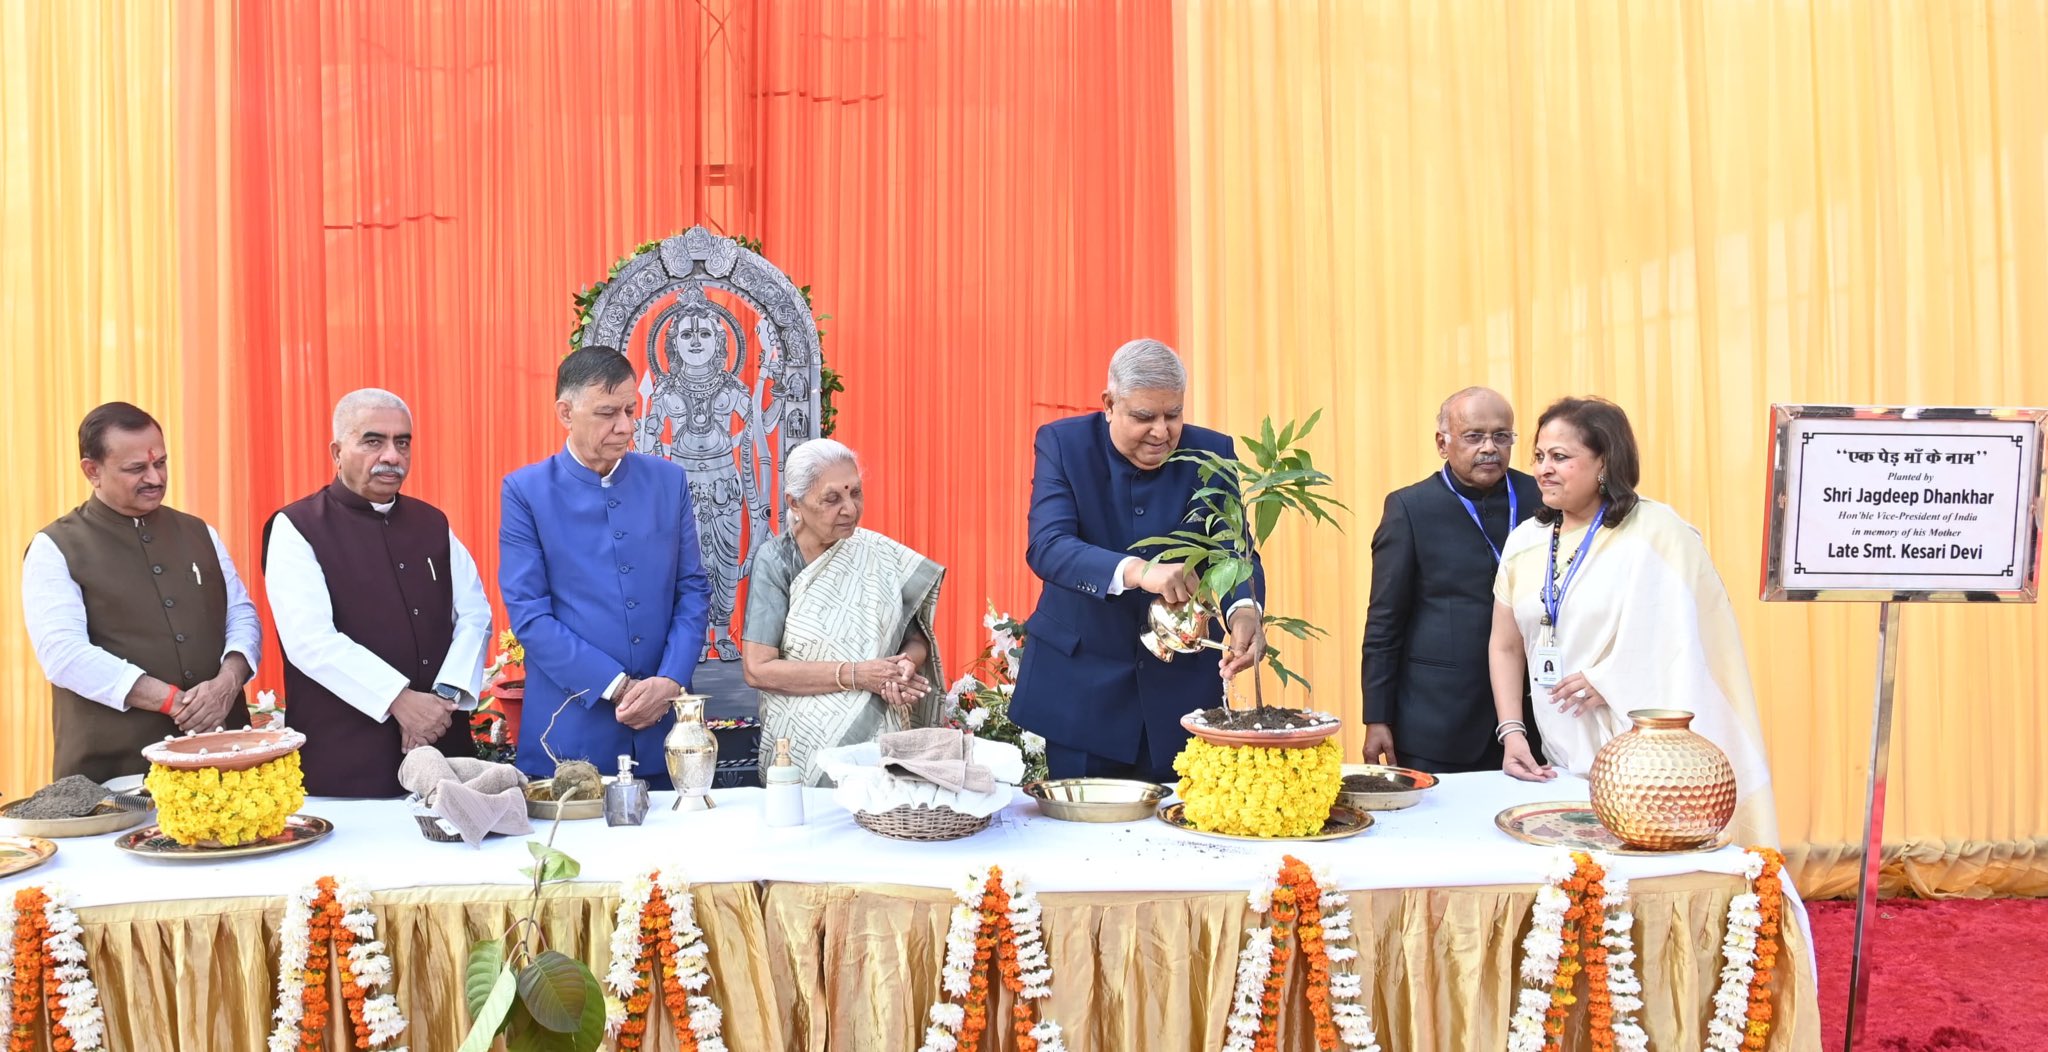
[1342,773,1413,794]
[1195,705,1334,730]
[5,775,110,819]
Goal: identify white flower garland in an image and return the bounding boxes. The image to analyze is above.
[918,867,1066,1052]
[37,884,107,1052]
[1507,853,1646,1052]
[1507,853,1589,1052]
[1600,875,1649,1052]
[600,866,728,1052]
[0,891,17,1039]
[268,877,407,1052]
[1704,850,1773,1052]
[1224,861,1381,1052]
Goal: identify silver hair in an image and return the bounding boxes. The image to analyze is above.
[782,438,860,503]
[1105,338,1187,398]
[332,388,412,443]
[1436,386,1503,434]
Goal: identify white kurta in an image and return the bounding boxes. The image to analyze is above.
[1495,499,1780,847]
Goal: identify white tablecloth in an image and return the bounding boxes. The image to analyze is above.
[8,771,1787,907]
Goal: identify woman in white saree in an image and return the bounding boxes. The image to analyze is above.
[742,439,945,784]
[1487,398,1779,846]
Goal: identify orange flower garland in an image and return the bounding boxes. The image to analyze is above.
[9,887,49,1052]
[1578,858,1612,1052]
[1741,848,1787,1052]
[1222,856,1357,1052]
[270,876,407,1052]
[918,866,1066,1052]
[602,868,727,1052]
[3,885,104,1052]
[1509,851,1648,1052]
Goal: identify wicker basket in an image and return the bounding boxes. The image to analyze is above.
[413,813,464,843]
[854,804,992,842]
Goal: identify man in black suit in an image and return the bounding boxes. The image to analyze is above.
[1361,387,1541,773]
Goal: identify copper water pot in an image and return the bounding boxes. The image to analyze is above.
[1589,709,1736,850]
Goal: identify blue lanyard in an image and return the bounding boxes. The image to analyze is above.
[1438,465,1516,563]
[1541,504,1607,629]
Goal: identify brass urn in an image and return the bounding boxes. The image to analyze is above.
[1589,709,1736,850]
[664,693,719,812]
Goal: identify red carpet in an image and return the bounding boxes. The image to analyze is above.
[1808,898,2048,1051]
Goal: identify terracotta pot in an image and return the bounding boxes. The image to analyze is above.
[141,727,307,773]
[1589,709,1737,850]
[1179,711,1341,750]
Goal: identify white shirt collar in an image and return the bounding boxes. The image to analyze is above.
[565,442,624,487]
[370,499,396,515]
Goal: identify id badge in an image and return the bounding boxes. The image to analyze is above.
[1532,644,1563,689]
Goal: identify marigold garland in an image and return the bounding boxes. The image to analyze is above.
[602,867,727,1052]
[1224,856,1380,1052]
[268,876,407,1052]
[1507,852,1645,1052]
[3,885,106,1052]
[918,866,1066,1052]
[1705,847,1788,1052]
[1173,739,1343,838]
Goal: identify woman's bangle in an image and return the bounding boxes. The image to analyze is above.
[834,662,849,691]
[1494,720,1527,742]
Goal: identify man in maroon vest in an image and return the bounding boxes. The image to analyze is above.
[263,389,492,797]
[22,402,262,782]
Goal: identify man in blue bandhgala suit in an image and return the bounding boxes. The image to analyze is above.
[499,346,712,787]
[1010,338,1267,783]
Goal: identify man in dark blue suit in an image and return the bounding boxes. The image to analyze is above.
[1361,387,1542,773]
[1010,339,1266,783]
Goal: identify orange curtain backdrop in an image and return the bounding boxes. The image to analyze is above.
[0,1,187,800]
[1175,0,2048,896]
[0,0,1178,796]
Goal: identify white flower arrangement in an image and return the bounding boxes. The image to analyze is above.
[1507,852,1644,1052]
[1221,926,1274,1051]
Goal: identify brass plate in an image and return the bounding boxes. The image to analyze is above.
[0,794,154,839]
[1025,779,1169,823]
[1337,764,1438,812]
[0,836,57,878]
[524,778,609,821]
[114,814,334,861]
[1494,802,1735,856]
[1157,802,1374,842]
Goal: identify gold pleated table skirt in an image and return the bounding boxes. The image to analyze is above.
[64,874,1818,1051]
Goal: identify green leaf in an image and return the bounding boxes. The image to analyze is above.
[1277,419,1297,450]
[465,940,506,1019]
[1296,408,1323,441]
[520,842,582,884]
[570,961,609,1050]
[516,950,590,1033]
[457,966,517,1052]
[1253,499,1282,544]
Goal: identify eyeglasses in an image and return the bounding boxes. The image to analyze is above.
[1452,430,1518,448]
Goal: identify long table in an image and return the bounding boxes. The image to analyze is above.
[5,772,1821,1051]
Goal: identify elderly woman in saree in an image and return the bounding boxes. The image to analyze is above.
[1487,397,1780,847]
[741,438,944,784]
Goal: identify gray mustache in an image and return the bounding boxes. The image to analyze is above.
[371,466,407,479]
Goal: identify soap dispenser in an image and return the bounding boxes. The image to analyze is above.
[764,737,806,827]
[603,753,650,826]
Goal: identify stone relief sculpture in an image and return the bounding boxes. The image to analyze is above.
[581,226,823,663]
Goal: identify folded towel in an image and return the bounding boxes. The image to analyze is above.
[876,727,994,794]
[398,748,532,846]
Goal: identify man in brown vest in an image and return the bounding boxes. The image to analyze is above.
[263,389,491,797]
[22,402,262,783]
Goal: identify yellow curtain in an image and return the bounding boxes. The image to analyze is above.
[1177,0,2048,896]
[0,1,186,802]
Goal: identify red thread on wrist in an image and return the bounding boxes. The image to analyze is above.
[159,685,181,715]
